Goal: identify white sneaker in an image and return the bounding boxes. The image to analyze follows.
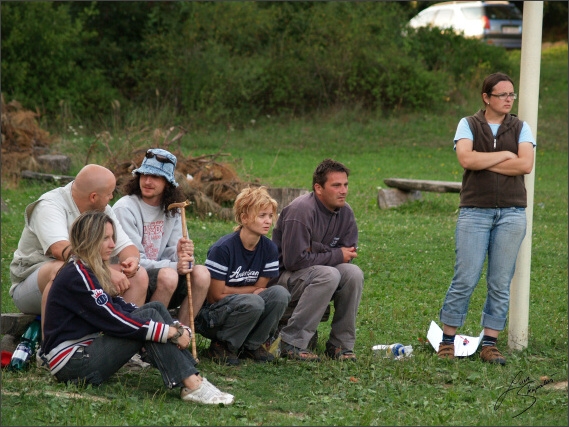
[202,378,234,401]
[181,379,234,405]
[36,351,49,371]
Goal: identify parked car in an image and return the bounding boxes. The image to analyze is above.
[408,1,523,49]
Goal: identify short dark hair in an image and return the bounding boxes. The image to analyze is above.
[312,158,350,190]
[481,72,514,98]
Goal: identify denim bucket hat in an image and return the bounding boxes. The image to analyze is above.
[132,148,179,187]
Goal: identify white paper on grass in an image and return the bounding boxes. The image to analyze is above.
[427,320,484,357]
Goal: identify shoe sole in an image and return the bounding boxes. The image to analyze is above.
[280,351,321,362]
[327,354,357,362]
[325,347,357,361]
[181,381,235,405]
[239,351,275,363]
[480,346,506,365]
[481,358,506,365]
[182,392,234,405]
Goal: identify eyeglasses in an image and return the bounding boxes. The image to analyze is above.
[490,92,517,100]
[145,151,174,165]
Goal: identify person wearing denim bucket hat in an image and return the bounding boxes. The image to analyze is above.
[133,148,179,187]
[113,148,210,331]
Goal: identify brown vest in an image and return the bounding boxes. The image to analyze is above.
[459,110,526,208]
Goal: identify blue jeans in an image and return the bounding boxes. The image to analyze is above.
[54,301,199,388]
[440,207,527,331]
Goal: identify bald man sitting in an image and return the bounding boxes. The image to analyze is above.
[10,164,148,319]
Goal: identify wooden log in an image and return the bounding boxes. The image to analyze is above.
[378,188,422,209]
[1,313,36,336]
[267,187,309,213]
[21,170,74,184]
[384,178,462,193]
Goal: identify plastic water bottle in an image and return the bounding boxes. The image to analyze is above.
[389,343,412,358]
[9,316,41,371]
[372,343,413,359]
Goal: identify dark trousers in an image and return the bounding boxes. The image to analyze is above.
[55,301,199,388]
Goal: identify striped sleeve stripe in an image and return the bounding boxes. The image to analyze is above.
[205,259,227,276]
[45,337,97,375]
[264,260,279,273]
[146,321,169,343]
[76,261,144,329]
[101,302,144,328]
[50,346,75,367]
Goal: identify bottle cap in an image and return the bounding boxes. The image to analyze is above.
[1,351,12,368]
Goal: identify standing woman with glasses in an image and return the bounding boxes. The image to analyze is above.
[437,72,536,365]
[40,211,234,405]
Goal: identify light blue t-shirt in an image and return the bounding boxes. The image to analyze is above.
[454,117,536,150]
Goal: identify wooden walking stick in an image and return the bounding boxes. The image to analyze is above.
[167,200,198,361]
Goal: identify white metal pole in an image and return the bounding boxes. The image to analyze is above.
[508,1,543,351]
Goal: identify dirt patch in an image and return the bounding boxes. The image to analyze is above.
[2,389,110,403]
[543,380,568,391]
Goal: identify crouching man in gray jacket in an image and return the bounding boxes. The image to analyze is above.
[271,158,364,362]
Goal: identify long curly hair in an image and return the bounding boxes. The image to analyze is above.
[122,173,186,217]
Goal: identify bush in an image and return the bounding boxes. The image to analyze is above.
[1,2,519,128]
[0,2,121,127]
[403,26,515,88]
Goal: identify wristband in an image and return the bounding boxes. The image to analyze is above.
[168,323,192,344]
[168,323,185,345]
[182,325,192,339]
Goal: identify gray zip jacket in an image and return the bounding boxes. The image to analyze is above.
[272,192,358,274]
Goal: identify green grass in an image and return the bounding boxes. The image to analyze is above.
[1,45,567,426]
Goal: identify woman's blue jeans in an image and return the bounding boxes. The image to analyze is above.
[439,207,527,331]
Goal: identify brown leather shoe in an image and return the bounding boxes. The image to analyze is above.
[480,345,506,365]
[208,340,240,366]
[280,341,321,362]
[437,342,455,359]
[240,346,275,363]
[325,343,357,362]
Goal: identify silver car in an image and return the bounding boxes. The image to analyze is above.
[408,1,523,49]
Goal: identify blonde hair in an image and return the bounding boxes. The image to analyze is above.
[233,186,278,231]
[68,210,116,294]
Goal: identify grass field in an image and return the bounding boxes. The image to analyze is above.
[1,44,567,426]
